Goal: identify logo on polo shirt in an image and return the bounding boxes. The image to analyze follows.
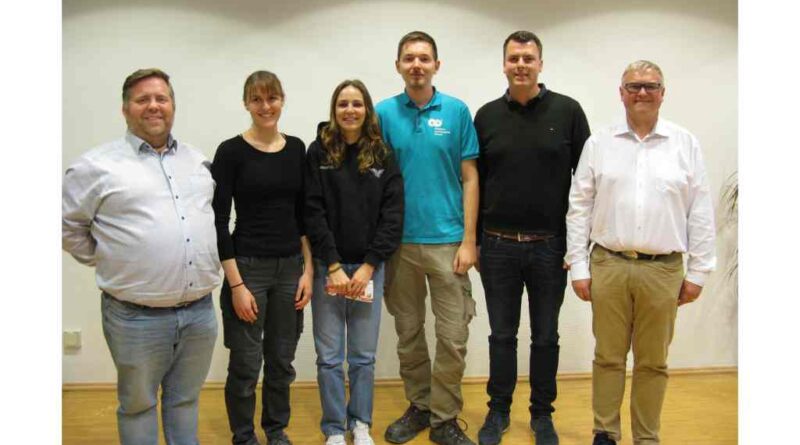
[428,118,451,136]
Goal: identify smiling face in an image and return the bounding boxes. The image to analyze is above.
[122,76,175,148]
[334,85,366,141]
[620,68,665,119]
[245,88,283,130]
[396,40,440,91]
[503,39,543,90]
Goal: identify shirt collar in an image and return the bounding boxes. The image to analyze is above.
[126,131,178,154]
[614,117,670,140]
[402,87,442,111]
[504,84,548,108]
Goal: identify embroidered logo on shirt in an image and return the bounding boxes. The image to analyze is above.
[369,168,384,178]
[428,118,451,136]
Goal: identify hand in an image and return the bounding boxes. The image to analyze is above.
[453,242,477,275]
[562,261,571,270]
[677,280,703,306]
[232,285,259,323]
[347,263,375,297]
[326,268,350,296]
[294,270,313,309]
[572,279,592,302]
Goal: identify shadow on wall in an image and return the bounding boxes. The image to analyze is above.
[64,0,737,32]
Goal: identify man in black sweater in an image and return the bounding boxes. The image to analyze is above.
[474,31,590,445]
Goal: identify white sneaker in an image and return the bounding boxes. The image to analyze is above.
[351,420,375,445]
[325,434,345,445]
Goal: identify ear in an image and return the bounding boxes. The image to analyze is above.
[434,59,441,73]
[395,59,401,74]
[619,86,625,101]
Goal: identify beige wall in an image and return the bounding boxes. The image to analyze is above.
[62,0,738,383]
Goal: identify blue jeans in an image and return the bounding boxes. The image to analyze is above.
[101,293,218,445]
[311,261,384,436]
[479,234,567,418]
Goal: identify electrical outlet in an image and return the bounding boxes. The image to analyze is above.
[63,330,82,349]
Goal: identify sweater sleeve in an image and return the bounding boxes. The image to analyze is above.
[364,151,405,267]
[304,142,341,265]
[210,141,237,261]
[294,138,307,237]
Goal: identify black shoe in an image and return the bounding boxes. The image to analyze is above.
[266,431,292,445]
[478,410,509,445]
[384,405,431,444]
[430,418,476,445]
[530,416,559,445]
[592,432,616,445]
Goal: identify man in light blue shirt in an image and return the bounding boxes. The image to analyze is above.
[62,68,220,445]
[376,31,480,445]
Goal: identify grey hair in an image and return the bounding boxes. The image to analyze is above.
[621,60,665,85]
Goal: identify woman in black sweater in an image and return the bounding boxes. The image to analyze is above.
[211,71,313,445]
[304,80,403,445]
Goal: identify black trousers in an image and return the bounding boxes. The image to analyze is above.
[479,234,567,418]
[221,255,304,444]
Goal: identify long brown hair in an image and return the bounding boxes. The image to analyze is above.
[320,80,388,173]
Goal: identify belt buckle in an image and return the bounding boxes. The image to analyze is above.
[620,250,639,260]
[517,232,523,242]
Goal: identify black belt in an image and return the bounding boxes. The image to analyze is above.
[103,292,207,310]
[484,229,554,243]
[599,245,673,261]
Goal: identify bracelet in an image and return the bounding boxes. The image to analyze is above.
[229,282,245,289]
[327,265,342,275]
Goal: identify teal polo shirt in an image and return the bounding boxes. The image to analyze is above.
[376,88,479,244]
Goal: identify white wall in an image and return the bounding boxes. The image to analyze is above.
[62,0,738,383]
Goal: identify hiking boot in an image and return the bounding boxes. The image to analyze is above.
[384,405,431,443]
[478,410,509,445]
[430,418,475,445]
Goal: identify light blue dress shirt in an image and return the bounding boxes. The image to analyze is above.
[62,132,221,307]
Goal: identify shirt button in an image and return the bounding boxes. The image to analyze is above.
[189,261,193,265]
[181,216,185,220]
[186,238,190,242]
[189,282,193,287]
[175,195,179,199]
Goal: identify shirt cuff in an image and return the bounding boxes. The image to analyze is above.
[569,260,591,281]
[684,270,709,287]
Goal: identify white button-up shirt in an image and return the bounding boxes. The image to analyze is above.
[62,132,221,307]
[565,118,716,286]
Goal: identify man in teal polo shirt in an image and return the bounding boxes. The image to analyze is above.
[376,31,480,445]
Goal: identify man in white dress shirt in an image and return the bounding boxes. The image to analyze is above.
[565,60,715,445]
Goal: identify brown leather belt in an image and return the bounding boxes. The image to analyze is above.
[598,245,673,261]
[484,229,554,243]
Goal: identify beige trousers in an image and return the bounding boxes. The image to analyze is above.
[384,243,476,427]
[590,245,683,445]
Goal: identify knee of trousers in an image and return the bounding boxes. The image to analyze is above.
[488,333,518,348]
[530,330,560,348]
[593,355,627,372]
[435,318,469,345]
[393,315,426,345]
[346,350,377,368]
[227,348,263,381]
[117,386,158,415]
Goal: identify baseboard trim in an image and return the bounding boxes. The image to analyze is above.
[63,365,737,392]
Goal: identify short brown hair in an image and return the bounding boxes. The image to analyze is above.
[243,70,284,102]
[397,31,438,61]
[122,68,174,103]
[503,31,542,58]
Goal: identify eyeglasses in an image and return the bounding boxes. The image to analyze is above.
[623,82,662,93]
